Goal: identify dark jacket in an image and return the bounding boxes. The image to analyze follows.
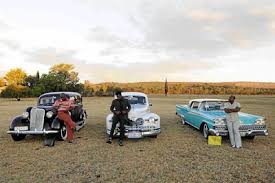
[110,98,131,114]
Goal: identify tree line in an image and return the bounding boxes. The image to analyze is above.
[1,63,275,98]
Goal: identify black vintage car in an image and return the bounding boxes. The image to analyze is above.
[7,92,87,146]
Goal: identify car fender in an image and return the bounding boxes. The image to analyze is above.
[200,119,214,130]
[142,113,160,128]
[26,107,33,113]
[10,116,29,130]
[106,114,113,130]
[51,116,62,129]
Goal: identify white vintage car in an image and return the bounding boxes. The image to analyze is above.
[106,92,161,139]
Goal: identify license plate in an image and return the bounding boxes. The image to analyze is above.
[240,132,246,136]
[14,126,28,131]
[128,132,142,139]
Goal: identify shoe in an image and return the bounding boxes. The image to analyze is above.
[106,138,112,144]
[232,145,236,148]
[119,140,123,146]
[69,140,77,144]
[236,146,242,149]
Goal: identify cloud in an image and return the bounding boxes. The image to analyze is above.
[188,10,228,22]
[1,0,275,82]
[0,39,20,50]
[0,20,11,30]
[123,0,275,53]
[26,47,219,82]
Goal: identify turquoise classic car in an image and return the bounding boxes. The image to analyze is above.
[176,99,268,139]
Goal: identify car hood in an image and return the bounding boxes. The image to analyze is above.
[200,111,263,125]
[36,105,54,112]
[128,104,149,119]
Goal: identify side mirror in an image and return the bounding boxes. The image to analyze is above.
[149,103,153,106]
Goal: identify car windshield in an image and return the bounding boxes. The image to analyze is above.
[38,94,78,106]
[38,95,59,106]
[201,101,226,111]
[124,96,146,105]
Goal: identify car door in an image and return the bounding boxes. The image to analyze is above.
[70,96,82,121]
[185,102,202,129]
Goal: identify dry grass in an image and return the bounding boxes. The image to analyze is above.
[0,95,274,183]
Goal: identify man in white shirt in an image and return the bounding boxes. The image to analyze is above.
[224,95,242,149]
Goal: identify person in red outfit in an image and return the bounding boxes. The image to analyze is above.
[53,93,77,144]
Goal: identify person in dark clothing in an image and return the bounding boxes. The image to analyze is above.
[106,91,131,146]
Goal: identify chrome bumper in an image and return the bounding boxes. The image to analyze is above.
[138,129,161,137]
[209,129,268,137]
[107,128,161,138]
[7,129,59,135]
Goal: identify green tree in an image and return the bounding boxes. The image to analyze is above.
[37,64,83,93]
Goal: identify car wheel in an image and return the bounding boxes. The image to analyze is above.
[181,116,186,125]
[11,134,26,141]
[57,124,67,141]
[202,123,209,139]
[149,135,157,138]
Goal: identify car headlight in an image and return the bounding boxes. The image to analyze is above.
[22,112,29,119]
[214,118,226,125]
[144,117,157,124]
[136,118,144,125]
[255,118,266,125]
[46,111,54,118]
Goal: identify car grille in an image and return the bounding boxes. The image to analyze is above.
[30,108,45,131]
[239,125,266,131]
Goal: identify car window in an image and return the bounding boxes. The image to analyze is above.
[191,102,200,110]
[201,101,226,111]
[39,95,58,106]
[124,96,146,105]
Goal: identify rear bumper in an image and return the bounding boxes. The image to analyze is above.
[209,129,268,137]
[7,130,59,135]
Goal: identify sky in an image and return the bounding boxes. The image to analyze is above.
[0,0,274,83]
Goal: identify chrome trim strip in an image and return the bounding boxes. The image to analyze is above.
[209,129,268,136]
[106,129,161,137]
[189,111,202,117]
[7,130,58,135]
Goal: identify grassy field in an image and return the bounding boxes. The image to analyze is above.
[0,95,274,183]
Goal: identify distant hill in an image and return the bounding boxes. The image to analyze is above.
[85,81,275,95]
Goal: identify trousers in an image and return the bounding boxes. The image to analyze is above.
[227,120,242,148]
[109,114,128,140]
[58,111,76,141]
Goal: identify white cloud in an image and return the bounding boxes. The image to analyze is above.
[0,0,275,82]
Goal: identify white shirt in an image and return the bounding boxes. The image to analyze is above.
[224,102,241,122]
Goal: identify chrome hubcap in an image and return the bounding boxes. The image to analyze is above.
[61,126,67,140]
[203,124,208,138]
[181,117,185,125]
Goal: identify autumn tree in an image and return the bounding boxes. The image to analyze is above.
[0,77,5,87]
[5,68,27,85]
